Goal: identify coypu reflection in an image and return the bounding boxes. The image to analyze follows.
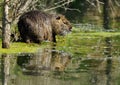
[51,50,71,72]
[17,48,71,75]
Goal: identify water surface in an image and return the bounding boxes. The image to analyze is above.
[0,34,120,85]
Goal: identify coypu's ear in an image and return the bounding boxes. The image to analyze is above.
[56,16,61,20]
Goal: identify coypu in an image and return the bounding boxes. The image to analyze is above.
[18,10,72,43]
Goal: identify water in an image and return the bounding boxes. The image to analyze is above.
[0,33,120,85]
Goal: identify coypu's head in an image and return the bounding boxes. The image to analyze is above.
[51,14,72,36]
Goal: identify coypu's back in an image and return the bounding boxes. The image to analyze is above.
[19,10,52,23]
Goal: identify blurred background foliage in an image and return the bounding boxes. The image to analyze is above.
[0,0,120,36]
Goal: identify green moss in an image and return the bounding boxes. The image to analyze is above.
[0,42,38,54]
[0,40,53,54]
[0,28,120,54]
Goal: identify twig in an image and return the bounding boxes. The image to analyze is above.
[61,7,81,13]
[115,0,120,6]
[86,0,96,7]
[44,0,73,11]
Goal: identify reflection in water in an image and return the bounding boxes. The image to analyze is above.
[104,37,112,58]
[17,48,71,75]
[90,37,113,85]
[1,54,10,85]
[105,37,112,85]
[77,37,113,85]
[0,36,120,85]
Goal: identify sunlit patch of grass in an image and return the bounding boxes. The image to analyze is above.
[0,38,54,54]
[0,41,42,54]
[72,27,120,37]
[75,32,120,37]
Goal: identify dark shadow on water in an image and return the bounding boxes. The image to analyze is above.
[17,48,71,76]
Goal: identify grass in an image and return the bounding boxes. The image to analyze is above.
[75,32,120,36]
[55,30,120,56]
[72,28,120,37]
[0,42,39,54]
[0,40,52,54]
[0,28,120,54]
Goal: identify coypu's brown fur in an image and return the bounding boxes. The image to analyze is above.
[18,10,72,43]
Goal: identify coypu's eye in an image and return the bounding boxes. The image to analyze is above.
[56,16,61,20]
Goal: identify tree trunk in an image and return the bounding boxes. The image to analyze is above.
[2,0,11,48]
[103,0,110,30]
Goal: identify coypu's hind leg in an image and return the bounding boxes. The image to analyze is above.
[52,33,56,42]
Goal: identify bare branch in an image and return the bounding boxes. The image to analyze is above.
[109,0,117,18]
[2,0,75,23]
[115,0,120,7]
[54,0,65,5]
[86,0,96,7]
[61,6,81,13]
[44,0,74,11]
[86,0,104,13]
[9,0,39,23]
[96,0,101,13]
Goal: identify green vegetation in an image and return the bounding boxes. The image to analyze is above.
[0,28,120,54]
[0,41,39,53]
[0,39,52,54]
[56,28,120,57]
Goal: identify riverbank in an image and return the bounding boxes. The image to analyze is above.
[0,31,120,54]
